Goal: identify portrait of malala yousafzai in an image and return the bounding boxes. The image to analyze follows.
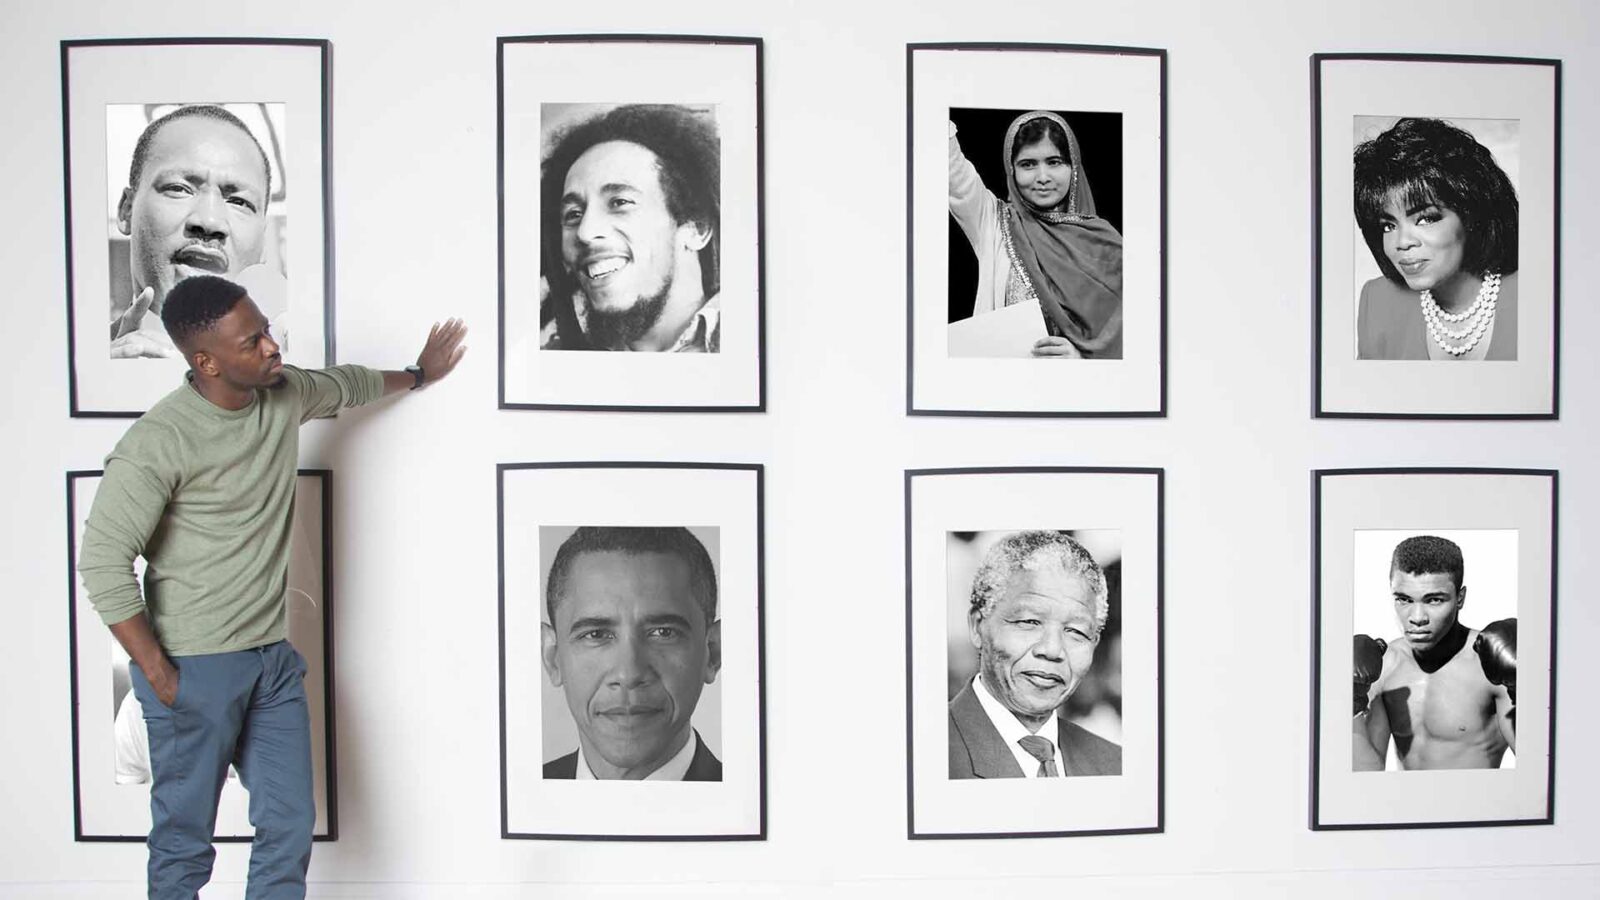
[907,44,1167,417]
[1314,54,1561,418]
[61,39,333,417]
[497,462,766,841]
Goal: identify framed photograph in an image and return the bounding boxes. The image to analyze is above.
[67,469,338,841]
[1313,54,1560,418]
[905,467,1163,838]
[1311,468,1555,829]
[498,462,765,839]
[61,38,334,418]
[906,44,1166,417]
[498,35,766,412]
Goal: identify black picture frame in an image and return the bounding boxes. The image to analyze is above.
[61,38,336,418]
[1310,467,1556,830]
[1311,53,1561,419]
[66,469,338,842]
[905,43,1168,418]
[497,461,767,840]
[496,35,767,412]
[904,466,1165,839]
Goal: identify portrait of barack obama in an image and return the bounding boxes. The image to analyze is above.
[537,103,721,353]
[540,526,723,781]
[949,530,1122,779]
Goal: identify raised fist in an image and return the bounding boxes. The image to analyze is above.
[1353,634,1387,716]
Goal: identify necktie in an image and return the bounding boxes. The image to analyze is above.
[1017,735,1059,777]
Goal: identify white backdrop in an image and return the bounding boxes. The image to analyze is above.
[2,0,1597,897]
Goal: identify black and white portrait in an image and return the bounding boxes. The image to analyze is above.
[908,44,1165,416]
[499,37,765,410]
[946,530,1123,780]
[1314,54,1559,418]
[103,103,290,362]
[1352,117,1519,362]
[499,463,765,840]
[946,108,1124,361]
[1313,469,1554,829]
[907,468,1161,838]
[538,525,723,781]
[70,470,336,841]
[1350,530,1518,773]
[537,103,721,354]
[63,39,332,417]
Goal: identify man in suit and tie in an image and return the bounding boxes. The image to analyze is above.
[540,526,722,781]
[949,530,1121,778]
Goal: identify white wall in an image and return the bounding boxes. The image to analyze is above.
[2,0,1598,896]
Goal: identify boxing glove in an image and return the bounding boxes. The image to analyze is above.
[1475,618,1517,708]
[1353,634,1387,716]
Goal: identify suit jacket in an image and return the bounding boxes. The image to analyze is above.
[948,682,1121,778]
[543,731,723,781]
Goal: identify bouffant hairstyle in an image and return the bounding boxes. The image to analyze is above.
[1353,117,1518,285]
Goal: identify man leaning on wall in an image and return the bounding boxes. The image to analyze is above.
[77,274,467,899]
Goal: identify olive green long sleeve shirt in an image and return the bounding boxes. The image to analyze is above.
[78,364,383,656]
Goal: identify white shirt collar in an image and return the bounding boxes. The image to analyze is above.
[575,729,700,781]
[971,675,1064,778]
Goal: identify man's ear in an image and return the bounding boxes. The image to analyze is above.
[191,348,219,377]
[703,619,721,684]
[1457,584,1467,608]
[967,610,985,651]
[540,622,563,686]
[677,219,713,253]
[116,188,134,236]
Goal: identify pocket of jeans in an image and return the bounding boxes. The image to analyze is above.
[166,662,184,709]
[130,660,182,712]
[130,662,180,781]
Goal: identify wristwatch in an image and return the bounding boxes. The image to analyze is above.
[404,365,425,390]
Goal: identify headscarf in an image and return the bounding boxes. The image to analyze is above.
[1000,111,1124,358]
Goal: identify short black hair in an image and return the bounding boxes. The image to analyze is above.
[160,274,249,349]
[1391,535,1465,593]
[1353,117,1519,285]
[128,105,273,207]
[539,104,720,314]
[545,526,718,628]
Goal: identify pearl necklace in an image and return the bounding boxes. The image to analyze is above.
[1420,272,1499,358]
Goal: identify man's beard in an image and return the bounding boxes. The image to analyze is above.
[585,289,669,349]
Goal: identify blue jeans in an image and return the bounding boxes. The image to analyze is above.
[130,640,315,900]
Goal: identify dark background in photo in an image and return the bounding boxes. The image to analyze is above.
[947,107,1123,324]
